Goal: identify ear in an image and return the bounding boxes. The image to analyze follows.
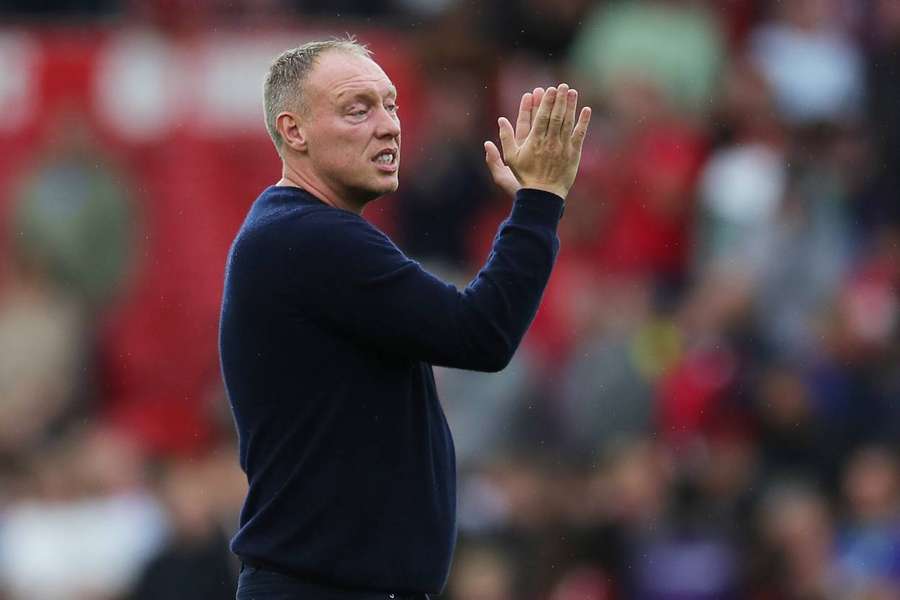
[276,111,308,153]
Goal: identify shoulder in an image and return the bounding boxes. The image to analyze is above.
[243,206,402,274]
[234,189,402,264]
[292,213,409,280]
[282,207,394,252]
[237,197,344,250]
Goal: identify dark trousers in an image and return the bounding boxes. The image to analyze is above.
[236,563,431,600]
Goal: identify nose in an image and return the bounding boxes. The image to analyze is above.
[374,105,400,139]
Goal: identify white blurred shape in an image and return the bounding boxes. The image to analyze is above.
[750,23,862,123]
[194,34,314,135]
[0,492,168,599]
[0,31,39,133]
[94,31,184,141]
[698,143,786,274]
[701,144,785,224]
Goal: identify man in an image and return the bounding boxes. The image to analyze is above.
[219,38,590,600]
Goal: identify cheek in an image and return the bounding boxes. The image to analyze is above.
[316,133,363,170]
[308,120,379,179]
[334,129,373,163]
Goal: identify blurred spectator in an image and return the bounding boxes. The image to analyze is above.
[753,134,854,360]
[395,69,493,270]
[695,432,760,527]
[597,120,706,279]
[446,542,516,600]
[655,265,757,451]
[863,0,900,229]
[602,439,739,599]
[129,452,241,600]
[548,565,613,600]
[523,169,622,374]
[0,425,166,600]
[0,251,84,458]
[749,0,863,125]
[12,115,134,309]
[0,113,128,460]
[436,351,535,469]
[837,445,900,598]
[696,57,787,276]
[569,0,724,117]
[557,278,657,458]
[756,482,851,599]
[754,363,830,485]
[802,227,900,481]
[697,140,786,273]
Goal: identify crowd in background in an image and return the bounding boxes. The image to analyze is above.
[1,0,899,598]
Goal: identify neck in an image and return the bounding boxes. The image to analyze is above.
[277,160,363,215]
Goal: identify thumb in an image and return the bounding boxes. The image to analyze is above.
[497,117,517,161]
[484,140,522,198]
[484,140,504,173]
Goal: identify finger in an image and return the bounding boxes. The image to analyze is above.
[531,86,556,137]
[497,117,516,161]
[562,88,578,137]
[484,140,520,196]
[549,83,569,138]
[532,87,545,118]
[514,92,533,144]
[484,140,503,170]
[571,106,592,151]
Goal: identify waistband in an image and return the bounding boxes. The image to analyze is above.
[239,558,430,600]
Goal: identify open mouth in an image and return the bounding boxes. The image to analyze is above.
[372,148,398,171]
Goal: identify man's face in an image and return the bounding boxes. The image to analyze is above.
[300,51,401,206]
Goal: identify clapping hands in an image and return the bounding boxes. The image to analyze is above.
[485,84,591,200]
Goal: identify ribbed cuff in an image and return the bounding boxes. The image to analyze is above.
[510,188,565,225]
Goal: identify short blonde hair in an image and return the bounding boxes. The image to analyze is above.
[263,36,371,153]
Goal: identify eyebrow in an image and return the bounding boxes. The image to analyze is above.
[335,86,398,103]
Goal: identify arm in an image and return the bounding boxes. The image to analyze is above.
[287,85,590,371]
[286,191,562,371]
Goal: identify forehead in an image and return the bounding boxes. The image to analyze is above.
[308,51,396,103]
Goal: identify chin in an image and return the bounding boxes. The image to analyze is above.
[353,179,398,207]
[371,176,399,196]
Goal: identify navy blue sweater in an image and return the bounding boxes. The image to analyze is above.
[219,185,563,595]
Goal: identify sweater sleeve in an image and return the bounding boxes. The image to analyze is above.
[283,189,564,372]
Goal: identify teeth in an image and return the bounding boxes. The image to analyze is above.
[376,154,394,164]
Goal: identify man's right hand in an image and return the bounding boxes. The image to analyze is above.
[485,84,591,200]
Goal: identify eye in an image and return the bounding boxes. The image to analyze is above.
[350,108,368,117]
[385,103,399,114]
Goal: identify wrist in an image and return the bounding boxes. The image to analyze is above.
[521,184,567,200]
[512,188,566,222]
